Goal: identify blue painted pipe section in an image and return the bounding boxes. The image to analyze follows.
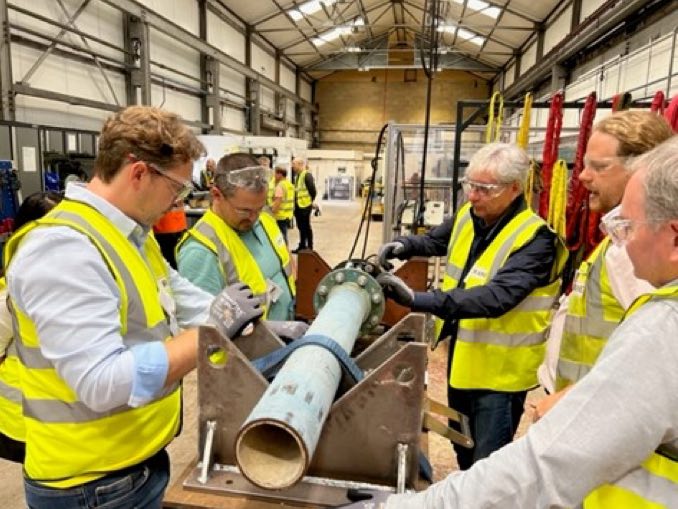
[235,281,371,489]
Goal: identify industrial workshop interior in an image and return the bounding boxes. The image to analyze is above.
[0,0,678,507]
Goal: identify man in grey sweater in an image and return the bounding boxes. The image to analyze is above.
[383,136,678,508]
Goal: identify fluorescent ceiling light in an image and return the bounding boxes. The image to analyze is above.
[451,0,501,19]
[311,18,363,47]
[288,0,337,21]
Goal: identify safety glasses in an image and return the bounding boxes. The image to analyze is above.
[225,197,265,218]
[219,166,272,187]
[600,215,659,246]
[129,154,195,201]
[460,178,507,198]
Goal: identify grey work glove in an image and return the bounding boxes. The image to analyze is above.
[377,241,406,270]
[376,273,414,307]
[209,283,264,339]
[265,320,309,342]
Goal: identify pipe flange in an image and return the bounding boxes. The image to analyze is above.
[313,267,385,334]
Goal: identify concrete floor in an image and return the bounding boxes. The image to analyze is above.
[0,200,543,507]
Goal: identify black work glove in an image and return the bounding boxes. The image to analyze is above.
[377,241,406,269]
[264,320,309,342]
[208,283,264,339]
[376,273,414,307]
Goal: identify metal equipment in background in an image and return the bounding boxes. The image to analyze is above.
[184,258,471,506]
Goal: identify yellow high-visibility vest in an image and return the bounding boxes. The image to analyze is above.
[0,276,24,442]
[295,170,312,208]
[275,179,295,221]
[266,176,276,207]
[584,285,678,508]
[556,237,625,390]
[438,203,565,391]
[3,199,179,488]
[177,209,295,318]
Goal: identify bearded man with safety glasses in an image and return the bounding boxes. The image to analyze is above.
[376,142,566,470]
[176,153,299,325]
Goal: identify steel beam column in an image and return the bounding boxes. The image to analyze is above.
[0,0,14,120]
[125,13,151,105]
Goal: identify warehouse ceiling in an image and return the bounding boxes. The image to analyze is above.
[214,0,564,79]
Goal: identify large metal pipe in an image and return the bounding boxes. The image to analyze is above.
[235,270,381,489]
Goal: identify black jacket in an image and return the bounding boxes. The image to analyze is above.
[396,195,559,341]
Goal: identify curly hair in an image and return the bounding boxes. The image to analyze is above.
[594,111,673,158]
[94,106,205,182]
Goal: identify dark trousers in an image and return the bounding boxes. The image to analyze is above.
[276,219,289,244]
[24,448,170,509]
[0,431,25,463]
[294,206,313,250]
[154,231,185,269]
[448,385,527,470]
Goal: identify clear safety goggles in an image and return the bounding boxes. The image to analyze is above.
[217,165,272,187]
[129,154,195,201]
[600,215,659,246]
[460,178,507,198]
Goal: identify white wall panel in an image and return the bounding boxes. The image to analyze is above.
[12,44,126,106]
[299,80,312,102]
[544,6,572,55]
[150,28,201,86]
[521,41,537,74]
[9,1,125,78]
[251,43,276,77]
[136,0,200,36]
[14,95,109,131]
[222,106,245,132]
[580,0,606,22]
[207,11,245,63]
[260,87,276,113]
[280,64,296,93]
[151,84,201,121]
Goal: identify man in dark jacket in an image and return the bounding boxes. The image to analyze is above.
[377,142,565,470]
[291,157,317,252]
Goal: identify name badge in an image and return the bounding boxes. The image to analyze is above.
[467,266,487,281]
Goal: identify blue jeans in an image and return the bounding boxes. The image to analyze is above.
[25,449,169,509]
[448,387,527,470]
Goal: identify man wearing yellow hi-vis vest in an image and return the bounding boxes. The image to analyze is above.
[177,153,299,326]
[4,106,263,508]
[377,143,566,470]
[269,166,295,244]
[384,137,678,509]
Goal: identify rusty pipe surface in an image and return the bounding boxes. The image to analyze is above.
[235,279,373,489]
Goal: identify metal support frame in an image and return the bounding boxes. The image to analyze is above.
[244,26,260,135]
[0,0,14,120]
[125,13,151,105]
[203,57,221,133]
[185,312,427,505]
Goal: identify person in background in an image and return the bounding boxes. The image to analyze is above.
[269,166,295,244]
[0,191,63,464]
[199,158,216,191]
[384,136,678,509]
[153,202,188,269]
[177,153,296,322]
[377,142,566,470]
[535,110,673,418]
[291,157,316,253]
[5,106,262,507]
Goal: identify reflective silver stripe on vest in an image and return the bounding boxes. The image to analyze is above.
[557,357,591,383]
[0,378,21,404]
[564,251,618,339]
[15,343,51,369]
[283,262,293,278]
[487,215,543,277]
[49,210,167,340]
[608,463,678,507]
[194,221,240,285]
[457,329,545,347]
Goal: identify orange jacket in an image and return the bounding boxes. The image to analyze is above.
[153,208,187,234]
